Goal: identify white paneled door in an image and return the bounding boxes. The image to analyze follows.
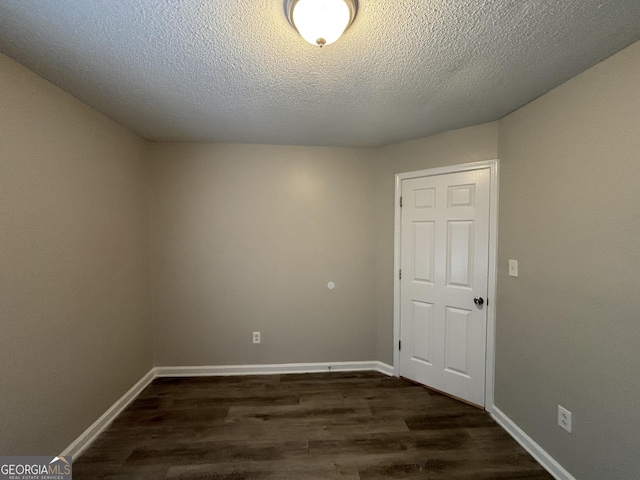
[399,168,491,406]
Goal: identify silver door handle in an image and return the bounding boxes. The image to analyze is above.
[474,296,484,306]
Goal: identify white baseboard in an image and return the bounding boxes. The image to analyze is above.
[62,361,394,459]
[155,361,395,377]
[61,368,155,459]
[491,406,576,480]
[374,361,394,376]
[62,362,572,480]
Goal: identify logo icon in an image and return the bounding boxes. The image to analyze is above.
[0,455,72,479]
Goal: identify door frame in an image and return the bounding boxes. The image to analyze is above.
[393,159,499,410]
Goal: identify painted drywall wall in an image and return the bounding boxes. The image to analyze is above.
[496,40,640,479]
[0,53,152,455]
[150,143,378,366]
[375,123,499,364]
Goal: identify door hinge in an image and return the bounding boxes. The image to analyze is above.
[399,340,402,351]
[399,269,402,280]
[400,196,403,207]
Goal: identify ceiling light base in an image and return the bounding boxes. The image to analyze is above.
[285,0,358,47]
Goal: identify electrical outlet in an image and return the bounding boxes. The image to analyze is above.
[508,259,519,277]
[558,405,572,433]
[252,332,261,344]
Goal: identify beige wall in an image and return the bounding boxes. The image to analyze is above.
[0,54,152,455]
[496,41,640,479]
[375,123,499,363]
[150,143,378,366]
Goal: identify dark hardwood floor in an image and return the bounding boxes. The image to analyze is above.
[73,371,552,479]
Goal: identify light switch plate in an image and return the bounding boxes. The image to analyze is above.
[508,259,518,277]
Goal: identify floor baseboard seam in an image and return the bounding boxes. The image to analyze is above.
[61,368,155,459]
[63,361,394,458]
[491,406,576,480]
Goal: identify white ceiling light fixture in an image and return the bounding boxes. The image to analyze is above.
[285,0,357,47]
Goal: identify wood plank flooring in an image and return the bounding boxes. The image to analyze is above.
[72,372,553,479]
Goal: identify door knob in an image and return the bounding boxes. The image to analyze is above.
[474,296,484,306]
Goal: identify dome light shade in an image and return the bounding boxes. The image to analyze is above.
[286,0,357,47]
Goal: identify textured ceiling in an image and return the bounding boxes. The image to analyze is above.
[1,1,640,147]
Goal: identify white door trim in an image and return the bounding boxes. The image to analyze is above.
[393,159,499,410]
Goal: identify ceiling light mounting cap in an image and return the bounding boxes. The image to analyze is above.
[286,0,358,47]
